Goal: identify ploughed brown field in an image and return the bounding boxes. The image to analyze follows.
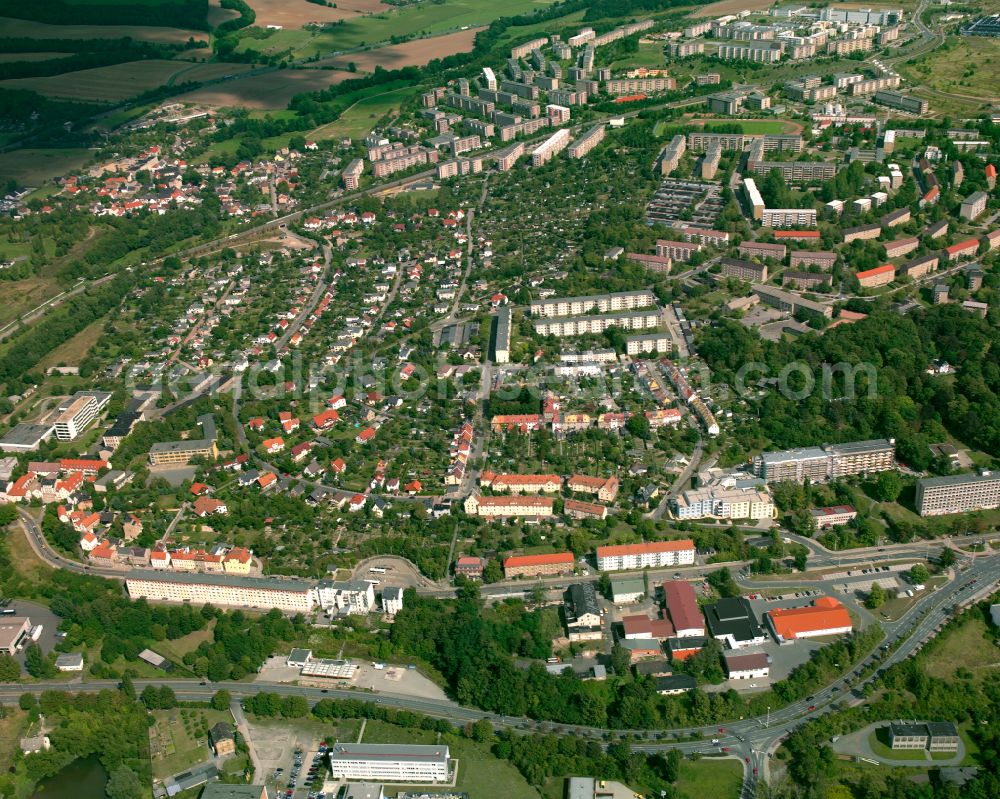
[315,27,484,72]
[240,0,391,28]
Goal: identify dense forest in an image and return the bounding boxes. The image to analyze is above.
[0,0,209,29]
[698,304,1000,466]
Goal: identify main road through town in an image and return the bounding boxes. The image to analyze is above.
[7,505,1000,797]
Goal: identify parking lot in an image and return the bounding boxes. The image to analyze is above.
[247,718,357,799]
[4,599,61,666]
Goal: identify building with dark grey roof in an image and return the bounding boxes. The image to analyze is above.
[704,597,767,649]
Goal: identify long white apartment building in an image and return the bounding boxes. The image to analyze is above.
[717,43,782,62]
[125,571,315,613]
[754,439,895,483]
[327,744,450,783]
[596,540,696,572]
[534,309,659,337]
[916,472,1000,516]
[530,290,655,318]
[743,178,765,221]
[762,208,817,228]
[532,128,571,166]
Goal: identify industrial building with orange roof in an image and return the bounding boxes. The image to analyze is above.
[765,597,853,643]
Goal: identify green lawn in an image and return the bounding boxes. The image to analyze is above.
[675,758,744,798]
[150,708,235,780]
[310,85,425,141]
[925,616,1000,681]
[610,42,667,70]
[362,720,542,798]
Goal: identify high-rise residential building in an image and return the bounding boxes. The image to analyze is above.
[753,439,895,483]
[915,472,1000,516]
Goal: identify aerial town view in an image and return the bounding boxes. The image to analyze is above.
[0,0,999,797]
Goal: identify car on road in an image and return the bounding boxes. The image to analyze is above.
[745,757,750,764]
[808,705,816,711]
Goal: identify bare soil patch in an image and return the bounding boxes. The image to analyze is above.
[244,0,367,27]
[317,27,483,71]
[688,0,774,17]
[177,67,356,109]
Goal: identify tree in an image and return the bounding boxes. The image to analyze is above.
[470,718,494,743]
[140,684,161,709]
[0,655,20,681]
[938,547,956,568]
[609,644,631,676]
[865,582,886,609]
[597,572,612,600]
[24,644,55,679]
[625,413,650,440]
[211,689,232,710]
[18,693,35,711]
[483,559,503,584]
[106,765,144,799]
[793,549,808,572]
[909,563,929,584]
[119,674,136,700]
[874,471,902,502]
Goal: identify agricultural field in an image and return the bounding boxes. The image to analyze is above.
[688,0,776,17]
[315,27,484,72]
[240,0,358,27]
[0,15,209,45]
[0,60,253,103]
[178,67,356,109]
[0,147,93,186]
[237,0,558,58]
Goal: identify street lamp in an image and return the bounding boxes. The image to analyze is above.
[766,706,771,729]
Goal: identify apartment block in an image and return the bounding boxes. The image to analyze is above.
[789,250,836,269]
[481,471,562,493]
[701,141,722,179]
[658,134,686,175]
[753,284,832,318]
[960,191,988,221]
[533,310,659,337]
[881,207,910,228]
[720,257,767,282]
[849,75,901,96]
[342,159,364,189]
[670,41,704,57]
[744,178,765,221]
[884,236,919,259]
[782,271,828,289]
[748,159,837,183]
[511,37,548,59]
[682,227,730,247]
[595,539,696,572]
[125,571,314,612]
[503,551,574,578]
[568,125,605,158]
[371,147,438,178]
[873,90,929,115]
[843,223,881,243]
[717,43,782,62]
[495,141,525,171]
[625,333,671,356]
[739,241,786,260]
[856,263,895,288]
[944,238,979,262]
[498,116,549,142]
[531,128,571,166]
[762,208,817,228]
[604,77,676,95]
[466,493,554,519]
[530,290,655,318]
[915,472,1000,516]
[655,239,702,261]
[436,156,485,179]
[899,252,939,280]
[754,439,895,482]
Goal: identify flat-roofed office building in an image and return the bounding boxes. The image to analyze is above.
[327,744,450,783]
